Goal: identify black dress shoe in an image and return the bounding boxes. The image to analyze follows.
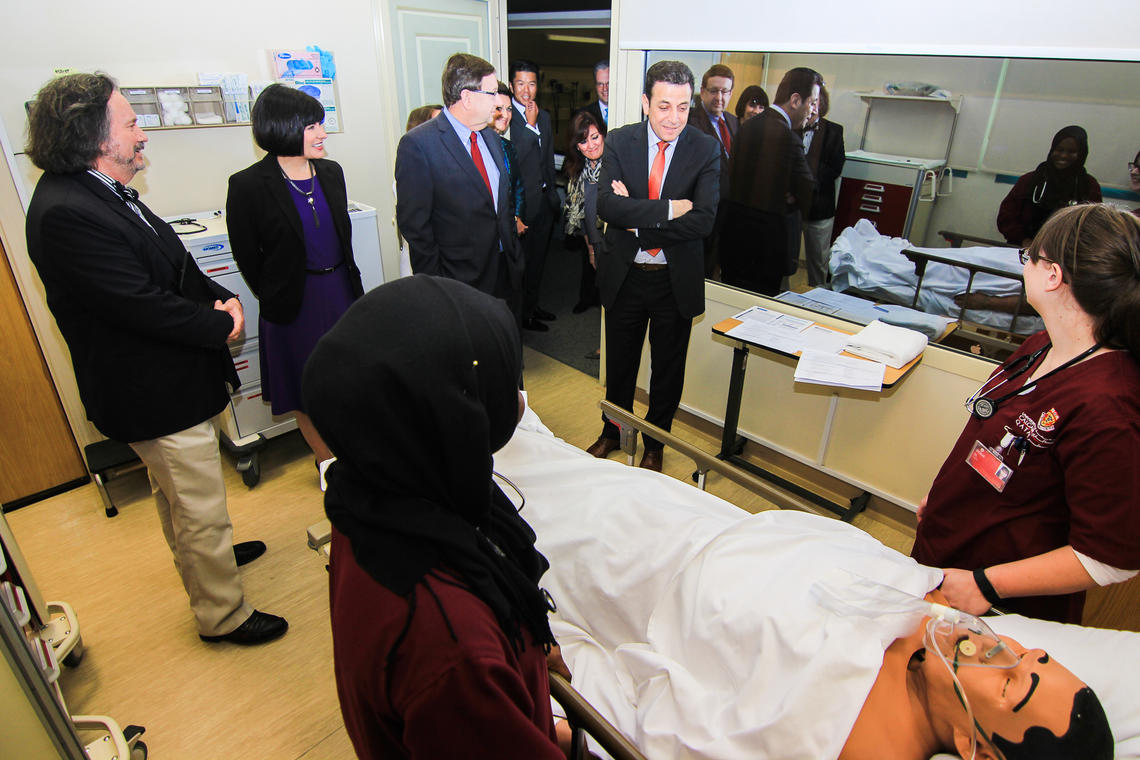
[533,307,557,321]
[200,610,288,645]
[639,449,663,472]
[586,435,621,458]
[522,317,549,332]
[234,540,266,567]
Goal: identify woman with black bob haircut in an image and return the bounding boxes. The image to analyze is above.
[226,84,363,463]
[734,84,768,122]
[302,275,565,759]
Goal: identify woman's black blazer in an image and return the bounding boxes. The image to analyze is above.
[226,154,364,323]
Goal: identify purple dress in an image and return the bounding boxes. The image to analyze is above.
[259,175,356,414]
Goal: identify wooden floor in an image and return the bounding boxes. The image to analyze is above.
[6,347,921,757]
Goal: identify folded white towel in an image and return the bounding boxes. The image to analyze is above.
[844,319,928,369]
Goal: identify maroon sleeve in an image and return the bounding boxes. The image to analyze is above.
[1085,174,1103,203]
[996,173,1035,245]
[1058,401,1140,569]
[400,654,563,759]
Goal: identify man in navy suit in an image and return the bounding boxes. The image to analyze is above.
[509,59,561,331]
[585,60,721,472]
[686,63,739,278]
[25,73,286,646]
[396,53,524,316]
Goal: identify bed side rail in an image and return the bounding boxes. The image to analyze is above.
[549,672,648,760]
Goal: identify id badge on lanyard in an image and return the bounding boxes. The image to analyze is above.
[966,436,1017,492]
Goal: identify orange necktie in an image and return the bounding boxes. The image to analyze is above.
[647,140,667,256]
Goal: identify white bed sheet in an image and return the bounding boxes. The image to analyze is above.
[497,404,1140,760]
[829,219,1044,335]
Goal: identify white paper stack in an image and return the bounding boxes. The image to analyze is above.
[843,320,927,369]
[794,350,885,392]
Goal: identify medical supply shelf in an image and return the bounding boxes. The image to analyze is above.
[711,316,923,521]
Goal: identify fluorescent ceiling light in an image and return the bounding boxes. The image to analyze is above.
[546,34,606,44]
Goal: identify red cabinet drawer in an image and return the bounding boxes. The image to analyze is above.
[833,178,913,240]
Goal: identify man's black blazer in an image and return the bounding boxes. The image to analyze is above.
[575,100,608,136]
[802,118,846,221]
[395,113,523,295]
[26,171,240,442]
[509,104,560,225]
[687,105,738,199]
[225,154,364,324]
[596,122,721,319]
[727,107,814,216]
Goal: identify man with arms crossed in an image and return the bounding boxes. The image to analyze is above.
[585,60,720,472]
[25,73,286,645]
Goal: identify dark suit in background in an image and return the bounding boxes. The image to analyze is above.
[510,103,560,321]
[26,170,254,637]
[225,154,364,323]
[721,106,814,295]
[595,122,720,451]
[687,104,738,276]
[396,113,523,310]
[576,99,608,136]
[798,118,846,286]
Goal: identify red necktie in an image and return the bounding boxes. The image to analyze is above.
[717,117,731,156]
[470,132,492,197]
[647,140,667,257]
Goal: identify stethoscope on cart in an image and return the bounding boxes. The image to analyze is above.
[964,341,1100,420]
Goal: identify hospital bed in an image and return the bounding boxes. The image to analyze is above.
[309,401,1140,759]
[829,220,1042,353]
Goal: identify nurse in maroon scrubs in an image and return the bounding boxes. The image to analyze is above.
[913,203,1140,624]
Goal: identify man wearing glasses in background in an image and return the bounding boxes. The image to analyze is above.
[396,53,524,320]
[687,64,738,278]
[577,60,610,137]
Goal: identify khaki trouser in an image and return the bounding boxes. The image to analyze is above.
[129,419,253,636]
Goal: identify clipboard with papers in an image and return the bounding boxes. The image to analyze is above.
[712,305,925,391]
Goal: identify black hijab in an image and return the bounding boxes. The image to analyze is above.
[1031,125,1095,232]
[302,274,554,659]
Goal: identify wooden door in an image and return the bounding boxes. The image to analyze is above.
[0,237,87,508]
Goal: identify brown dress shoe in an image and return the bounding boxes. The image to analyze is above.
[639,449,663,472]
[586,435,621,458]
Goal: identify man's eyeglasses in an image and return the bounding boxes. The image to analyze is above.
[465,88,498,97]
[704,87,732,96]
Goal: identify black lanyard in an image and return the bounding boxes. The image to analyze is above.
[967,341,1101,419]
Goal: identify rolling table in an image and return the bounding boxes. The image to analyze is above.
[711,315,922,521]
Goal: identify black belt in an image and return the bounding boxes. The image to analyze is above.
[632,262,668,271]
[306,261,344,275]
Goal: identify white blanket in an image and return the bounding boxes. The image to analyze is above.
[496,405,1140,760]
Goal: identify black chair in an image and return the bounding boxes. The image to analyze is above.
[83,440,145,518]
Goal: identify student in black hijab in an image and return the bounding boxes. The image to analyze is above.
[302,275,564,760]
[997,125,1102,246]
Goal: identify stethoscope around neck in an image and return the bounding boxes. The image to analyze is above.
[964,341,1101,420]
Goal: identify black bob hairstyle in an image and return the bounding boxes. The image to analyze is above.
[251,84,326,157]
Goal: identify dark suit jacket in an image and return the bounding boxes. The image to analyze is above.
[395,112,523,295]
[575,100,608,136]
[687,105,737,200]
[727,107,814,217]
[26,171,239,442]
[596,122,721,319]
[225,154,363,324]
[801,118,846,221]
[509,104,560,225]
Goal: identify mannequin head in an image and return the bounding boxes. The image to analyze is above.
[920,633,1112,759]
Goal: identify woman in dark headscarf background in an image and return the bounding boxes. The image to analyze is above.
[302,275,565,759]
[997,125,1102,247]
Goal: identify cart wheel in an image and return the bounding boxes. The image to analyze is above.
[241,455,261,487]
[691,470,700,483]
[130,740,148,760]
